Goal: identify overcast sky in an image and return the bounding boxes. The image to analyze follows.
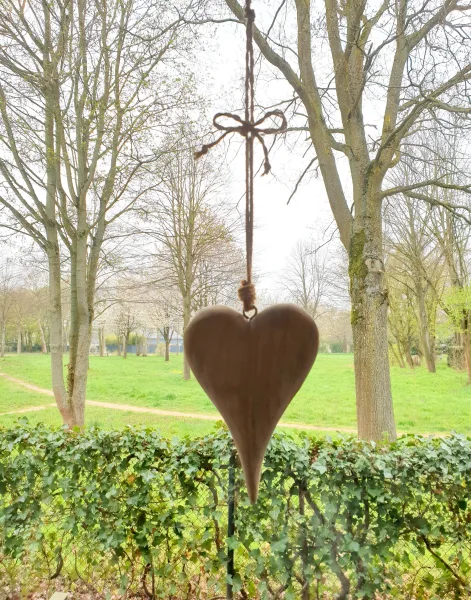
[196,20,346,295]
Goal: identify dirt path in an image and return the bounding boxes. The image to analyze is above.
[2,405,54,416]
[0,373,55,397]
[0,371,358,433]
[0,371,449,437]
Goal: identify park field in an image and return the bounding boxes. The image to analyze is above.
[0,353,470,436]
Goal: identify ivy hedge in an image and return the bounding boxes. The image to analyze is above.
[1,423,471,599]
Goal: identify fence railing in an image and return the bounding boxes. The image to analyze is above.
[1,424,471,599]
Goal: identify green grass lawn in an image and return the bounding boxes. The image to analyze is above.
[0,353,470,435]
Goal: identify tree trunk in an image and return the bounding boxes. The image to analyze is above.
[142,336,148,357]
[123,334,128,359]
[67,308,90,428]
[349,219,397,442]
[62,322,69,352]
[65,224,90,429]
[38,319,48,353]
[47,244,70,426]
[163,326,171,361]
[448,331,464,369]
[0,323,5,357]
[416,284,436,373]
[0,323,7,357]
[43,6,72,422]
[389,341,405,368]
[16,326,21,354]
[98,326,105,357]
[182,296,191,380]
[404,344,414,369]
[117,337,121,356]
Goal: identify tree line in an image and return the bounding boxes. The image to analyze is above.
[0,0,470,439]
[385,134,471,382]
[2,197,468,378]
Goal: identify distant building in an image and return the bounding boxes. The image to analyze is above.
[89,329,183,355]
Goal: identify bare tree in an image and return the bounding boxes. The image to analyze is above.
[432,201,471,380]
[147,140,240,380]
[317,307,353,352]
[0,0,201,426]
[23,268,50,354]
[98,326,106,358]
[192,244,245,311]
[425,157,471,380]
[443,286,471,382]
[9,285,31,354]
[220,0,471,440]
[35,295,50,355]
[134,317,153,357]
[386,256,420,369]
[385,195,445,372]
[281,238,330,320]
[0,263,15,357]
[114,305,138,360]
[150,289,180,361]
[397,128,471,379]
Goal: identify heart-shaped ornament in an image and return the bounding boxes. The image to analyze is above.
[184,304,319,502]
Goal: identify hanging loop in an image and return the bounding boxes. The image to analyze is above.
[243,306,258,320]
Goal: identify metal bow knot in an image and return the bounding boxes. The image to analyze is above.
[195,109,287,175]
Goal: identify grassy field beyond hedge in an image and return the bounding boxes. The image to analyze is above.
[0,353,470,435]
